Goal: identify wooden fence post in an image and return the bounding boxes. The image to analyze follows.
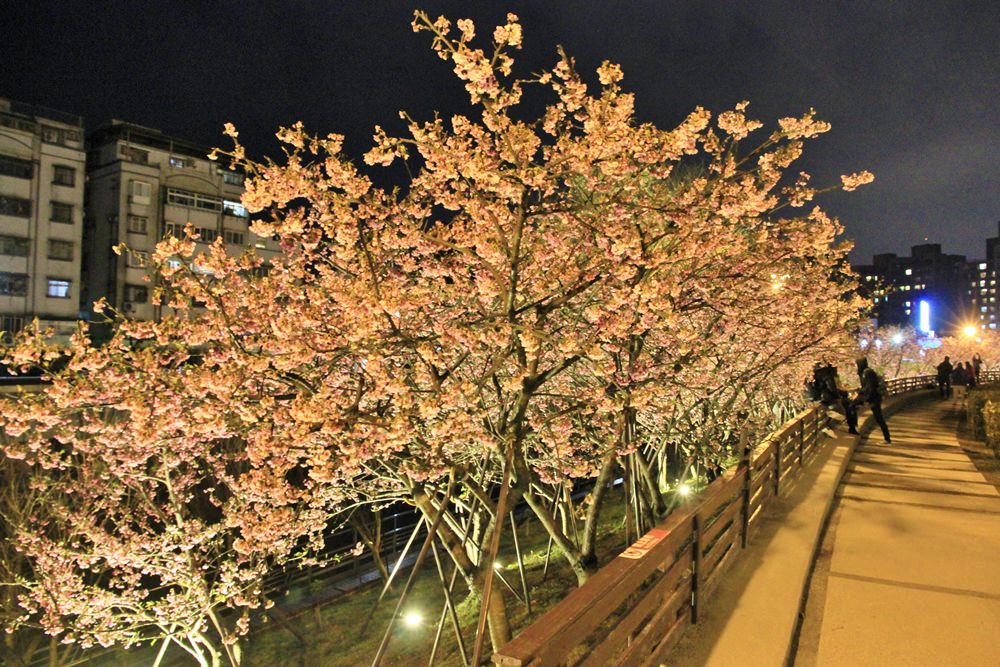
[740,444,751,548]
[773,439,781,497]
[798,419,805,466]
[691,513,701,624]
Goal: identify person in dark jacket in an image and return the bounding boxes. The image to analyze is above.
[853,364,891,443]
[856,356,869,385]
[965,361,977,390]
[973,354,983,382]
[815,361,859,434]
[953,363,969,399]
[936,356,953,397]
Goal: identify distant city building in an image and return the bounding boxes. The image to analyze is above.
[971,221,1000,330]
[84,121,281,322]
[854,244,974,336]
[0,98,86,342]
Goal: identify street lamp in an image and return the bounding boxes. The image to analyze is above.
[963,325,978,338]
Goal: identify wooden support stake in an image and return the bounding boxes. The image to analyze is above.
[471,454,513,667]
[371,478,455,667]
[510,511,531,614]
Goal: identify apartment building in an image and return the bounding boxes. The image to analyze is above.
[0,98,85,342]
[853,244,974,336]
[970,221,1000,330]
[84,121,281,322]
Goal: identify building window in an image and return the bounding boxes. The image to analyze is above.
[223,200,247,217]
[124,284,148,303]
[120,145,150,164]
[166,188,221,212]
[126,250,148,268]
[0,272,28,296]
[904,269,912,276]
[0,235,29,257]
[50,202,73,223]
[40,125,81,146]
[0,154,32,179]
[0,195,31,218]
[221,170,244,186]
[164,223,221,243]
[169,155,194,169]
[129,180,152,205]
[52,165,75,186]
[0,314,26,343]
[223,230,245,245]
[48,239,74,261]
[126,214,148,234]
[46,278,71,298]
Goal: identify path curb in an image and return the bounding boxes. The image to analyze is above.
[670,388,936,667]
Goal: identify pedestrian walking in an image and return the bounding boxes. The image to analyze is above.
[936,356,953,397]
[973,353,983,382]
[853,360,891,444]
[965,361,977,389]
[953,363,969,399]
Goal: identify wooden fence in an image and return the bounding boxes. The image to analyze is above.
[493,374,935,667]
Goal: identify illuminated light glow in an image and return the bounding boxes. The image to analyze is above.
[918,300,931,333]
[891,333,903,345]
[493,561,502,570]
[963,325,978,337]
[403,611,422,628]
[677,483,692,497]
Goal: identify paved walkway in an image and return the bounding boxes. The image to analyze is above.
[796,399,1000,666]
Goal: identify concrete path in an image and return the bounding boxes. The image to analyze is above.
[796,399,1000,667]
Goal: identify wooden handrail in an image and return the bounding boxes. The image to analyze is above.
[493,375,935,666]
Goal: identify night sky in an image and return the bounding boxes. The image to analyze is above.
[3,1,998,262]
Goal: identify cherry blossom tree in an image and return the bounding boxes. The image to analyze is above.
[1,10,874,662]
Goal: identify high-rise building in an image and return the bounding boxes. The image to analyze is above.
[0,98,86,342]
[971,221,1000,330]
[853,244,974,336]
[84,121,281,322]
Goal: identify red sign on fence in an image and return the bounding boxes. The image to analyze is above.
[619,528,670,559]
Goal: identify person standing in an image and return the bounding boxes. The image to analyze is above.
[856,356,869,385]
[854,363,891,444]
[965,361,977,390]
[936,356,953,397]
[973,354,983,383]
[953,362,969,399]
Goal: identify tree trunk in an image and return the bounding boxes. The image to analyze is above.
[523,490,590,585]
[581,449,617,566]
[412,486,514,648]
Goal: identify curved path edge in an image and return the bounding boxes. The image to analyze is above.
[669,389,936,667]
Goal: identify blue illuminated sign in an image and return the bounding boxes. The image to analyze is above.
[918,300,930,333]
